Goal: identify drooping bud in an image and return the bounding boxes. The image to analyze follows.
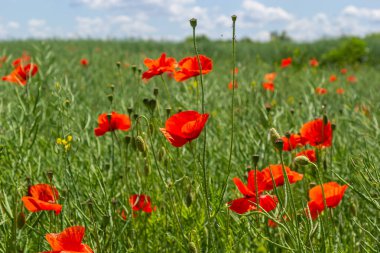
[294,155,311,166]
[135,136,147,155]
[188,242,198,253]
[269,128,281,144]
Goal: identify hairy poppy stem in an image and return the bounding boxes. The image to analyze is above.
[191,18,210,220]
[279,150,303,250]
[214,15,237,217]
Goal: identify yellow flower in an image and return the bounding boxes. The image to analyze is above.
[64,144,71,152]
[56,138,62,145]
[67,135,73,142]
[62,140,68,145]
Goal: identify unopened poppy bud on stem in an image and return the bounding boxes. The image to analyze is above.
[116,61,121,69]
[294,155,311,166]
[252,154,260,168]
[47,170,54,181]
[131,65,137,74]
[166,107,171,118]
[274,139,284,150]
[269,128,281,144]
[107,94,113,103]
[127,107,133,115]
[190,18,197,28]
[153,87,159,97]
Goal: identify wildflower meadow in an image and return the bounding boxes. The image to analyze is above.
[1,16,380,252]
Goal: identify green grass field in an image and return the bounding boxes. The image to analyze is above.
[1,25,380,252]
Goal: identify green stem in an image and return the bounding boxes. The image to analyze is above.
[214,15,237,217]
[191,20,210,220]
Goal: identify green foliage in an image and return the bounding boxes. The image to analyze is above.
[322,37,369,65]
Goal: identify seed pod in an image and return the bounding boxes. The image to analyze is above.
[269,128,281,144]
[274,139,284,150]
[158,147,166,161]
[17,211,26,229]
[189,18,197,28]
[153,88,159,97]
[135,136,147,155]
[294,155,310,166]
[188,242,198,253]
[148,99,157,111]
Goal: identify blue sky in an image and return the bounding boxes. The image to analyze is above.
[0,0,379,41]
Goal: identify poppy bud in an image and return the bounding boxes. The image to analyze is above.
[135,136,147,155]
[231,15,237,22]
[47,170,53,181]
[131,65,137,74]
[107,114,112,123]
[265,103,271,113]
[294,155,311,166]
[125,135,132,146]
[116,61,121,69]
[127,107,133,115]
[138,68,142,75]
[188,242,198,253]
[144,160,151,176]
[107,94,113,103]
[252,154,260,168]
[158,147,166,161]
[16,211,26,229]
[64,99,70,107]
[274,139,284,150]
[166,107,171,118]
[269,128,281,144]
[149,99,157,111]
[323,115,328,125]
[143,98,150,107]
[153,88,159,97]
[133,113,139,121]
[189,18,197,28]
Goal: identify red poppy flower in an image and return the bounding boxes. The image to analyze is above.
[306,182,348,219]
[41,226,93,253]
[80,58,89,66]
[261,165,303,191]
[296,149,317,163]
[160,110,209,147]
[347,75,357,83]
[94,111,131,137]
[21,184,62,215]
[174,55,212,82]
[329,75,337,82]
[129,194,156,214]
[281,134,307,151]
[228,81,238,90]
[280,57,292,68]
[142,53,177,80]
[2,64,38,86]
[263,82,274,91]
[300,118,333,148]
[340,68,347,75]
[336,88,345,94]
[315,87,327,95]
[309,58,319,67]
[264,72,276,83]
[227,170,278,214]
[12,53,30,67]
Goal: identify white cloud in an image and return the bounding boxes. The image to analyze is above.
[75,15,156,39]
[27,19,52,38]
[241,0,294,24]
[342,5,380,22]
[76,0,123,9]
